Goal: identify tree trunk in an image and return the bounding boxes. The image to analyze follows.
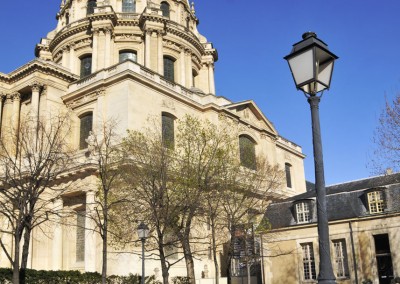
[12,232,20,284]
[21,227,31,269]
[102,203,108,284]
[181,238,195,284]
[211,219,219,284]
[157,235,169,284]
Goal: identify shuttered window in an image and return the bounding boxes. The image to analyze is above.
[76,211,86,262]
[239,135,256,170]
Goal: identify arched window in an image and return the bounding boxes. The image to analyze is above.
[163,56,175,82]
[160,1,170,18]
[119,50,137,62]
[162,113,175,149]
[87,0,97,15]
[285,163,292,188]
[122,0,135,12]
[79,113,93,149]
[192,70,198,87]
[80,55,92,78]
[239,135,256,170]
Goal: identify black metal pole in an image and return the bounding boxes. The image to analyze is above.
[141,238,145,284]
[308,95,336,284]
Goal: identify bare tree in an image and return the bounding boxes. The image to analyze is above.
[83,119,128,284]
[0,113,76,284]
[372,93,400,173]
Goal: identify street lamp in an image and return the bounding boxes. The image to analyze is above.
[284,32,338,284]
[137,222,149,284]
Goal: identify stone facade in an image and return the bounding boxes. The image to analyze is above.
[263,173,400,284]
[0,0,307,281]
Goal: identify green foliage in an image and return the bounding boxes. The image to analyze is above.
[171,276,190,284]
[0,269,160,284]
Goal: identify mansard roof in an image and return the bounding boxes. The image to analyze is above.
[264,173,400,230]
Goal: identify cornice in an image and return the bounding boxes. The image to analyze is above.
[49,19,90,51]
[1,59,78,85]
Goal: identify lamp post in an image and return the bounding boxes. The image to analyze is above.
[137,222,149,284]
[284,32,338,284]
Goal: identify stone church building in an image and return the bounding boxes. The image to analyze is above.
[0,0,307,281]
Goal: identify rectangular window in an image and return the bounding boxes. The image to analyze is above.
[332,239,349,278]
[76,211,86,262]
[301,243,316,280]
[162,114,174,149]
[80,113,93,150]
[296,202,311,224]
[285,163,292,188]
[163,57,175,82]
[80,56,92,78]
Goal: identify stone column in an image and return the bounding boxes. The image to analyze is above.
[157,31,163,74]
[69,44,76,73]
[52,198,64,270]
[180,48,186,86]
[85,190,96,272]
[104,29,112,68]
[62,47,69,68]
[12,92,21,134]
[31,83,42,148]
[2,94,13,134]
[208,63,215,94]
[0,94,5,133]
[92,29,99,72]
[186,50,193,87]
[145,30,152,68]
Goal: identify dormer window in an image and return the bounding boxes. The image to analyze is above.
[367,190,385,214]
[295,201,311,224]
[160,2,170,18]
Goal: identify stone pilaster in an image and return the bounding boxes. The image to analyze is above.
[69,44,76,73]
[145,30,152,68]
[85,191,96,272]
[157,31,163,74]
[92,29,99,72]
[186,50,193,87]
[11,92,21,134]
[208,62,215,94]
[52,198,64,270]
[104,28,112,68]
[180,48,186,86]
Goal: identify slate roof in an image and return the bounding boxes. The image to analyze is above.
[265,173,400,230]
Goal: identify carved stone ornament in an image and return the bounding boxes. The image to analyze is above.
[162,99,176,111]
[11,92,21,101]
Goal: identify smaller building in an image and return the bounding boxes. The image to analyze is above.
[263,173,400,284]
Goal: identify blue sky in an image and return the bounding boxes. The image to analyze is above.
[1,1,400,185]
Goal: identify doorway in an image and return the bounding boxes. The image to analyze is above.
[374,234,393,284]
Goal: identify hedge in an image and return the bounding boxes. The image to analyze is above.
[0,269,160,284]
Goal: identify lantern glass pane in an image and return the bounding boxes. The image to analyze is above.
[317,60,334,90]
[287,49,314,87]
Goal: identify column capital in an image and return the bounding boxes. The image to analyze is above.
[30,81,43,92]
[11,92,21,101]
